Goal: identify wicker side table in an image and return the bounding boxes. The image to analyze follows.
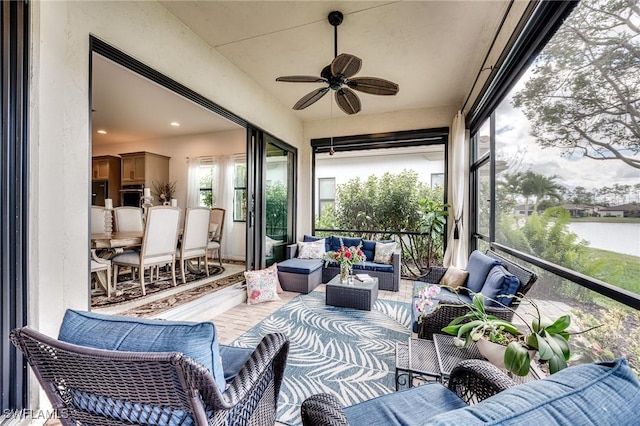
[325,275,378,311]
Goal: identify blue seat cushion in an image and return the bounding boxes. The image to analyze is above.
[465,250,501,294]
[278,258,324,274]
[480,265,520,307]
[345,383,467,426]
[220,345,253,383]
[58,309,226,391]
[426,358,640,425]
[353,261,394,272]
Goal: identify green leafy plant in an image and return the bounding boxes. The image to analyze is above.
[442,292,596,376]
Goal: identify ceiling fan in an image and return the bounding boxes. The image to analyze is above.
[276,11,399,115]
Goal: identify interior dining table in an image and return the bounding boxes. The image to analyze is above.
[91,232,142,250]
[90,230,206,295]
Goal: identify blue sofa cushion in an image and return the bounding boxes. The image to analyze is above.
[58,309,226,391]
[329,236,363,252]
[480,265,520,307]
[220,345,253,383]
[345,383,467,426]
[361,239,376,261]
[426,358,640,425]
[465,250,501,294]
[278,258,324,274]
[353,261,394,272]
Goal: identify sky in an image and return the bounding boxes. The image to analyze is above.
[491,73,640,196]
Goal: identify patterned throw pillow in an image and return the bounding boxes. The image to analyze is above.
[373,241,396,264]
[297,239,326,259]
[267,263,283,294]
[439,266,469,290]
[244,268,281,305]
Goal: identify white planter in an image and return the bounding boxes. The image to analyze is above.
[476,337,536,370]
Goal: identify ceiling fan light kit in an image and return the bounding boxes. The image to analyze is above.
[276,11,399,115]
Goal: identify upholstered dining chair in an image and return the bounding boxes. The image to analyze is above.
[207,207,225,266]
[112,206,181,295]
[113,206,144,232]
[90,205,108,234]
[90,249,112,297]
[177,207,211,284]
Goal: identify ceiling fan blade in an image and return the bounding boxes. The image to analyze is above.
[335,88,361,115]
[331,53,362,78]
[347,77,399,96]
[276,75,327,83]
[293,87,330,110]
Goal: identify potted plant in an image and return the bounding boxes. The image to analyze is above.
[441,292,595,376]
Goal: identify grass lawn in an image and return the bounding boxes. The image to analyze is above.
[585,247,640,294]
[572,217,640,223]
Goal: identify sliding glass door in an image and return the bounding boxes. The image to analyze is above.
[265,136,295,266]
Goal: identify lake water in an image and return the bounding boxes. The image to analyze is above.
[567,222,640,258]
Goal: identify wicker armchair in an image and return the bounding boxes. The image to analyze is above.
[417,250,538,339]
[300,359,516,426]
[11,326,289,426]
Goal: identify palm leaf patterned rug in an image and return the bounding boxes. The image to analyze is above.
[231,291,412,426]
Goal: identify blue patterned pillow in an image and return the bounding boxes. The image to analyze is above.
[480,265,520,307]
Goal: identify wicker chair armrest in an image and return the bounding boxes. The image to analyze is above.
[448,359,517,404]
[301,393,349,426]
[419,266,447,284]
[286,244,298,259]
[421,302,514,337]
[216,333,289,408]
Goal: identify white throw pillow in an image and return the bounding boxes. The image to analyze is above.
[297,239,326,259]
[374,241,396,264]
[245,268,281,305]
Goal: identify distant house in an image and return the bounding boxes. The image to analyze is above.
[514,204,534,216]
[561,204,595,217]
[598,204,640,218]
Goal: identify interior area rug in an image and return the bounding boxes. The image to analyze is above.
[91,264,227,308]
[231,291,412,426]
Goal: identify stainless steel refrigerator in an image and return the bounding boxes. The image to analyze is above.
[92,180,108,206]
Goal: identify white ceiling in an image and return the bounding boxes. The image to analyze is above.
[92,1,521,146]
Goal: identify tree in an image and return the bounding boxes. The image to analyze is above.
[513,0,640,169]
[520,171,564,212]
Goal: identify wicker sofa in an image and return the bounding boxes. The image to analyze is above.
[413,250,538,339]
[11,310,289,426]
[301,358,640,426]
[278,235,401,293]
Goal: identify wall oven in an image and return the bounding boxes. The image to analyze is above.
[120,184,144,207]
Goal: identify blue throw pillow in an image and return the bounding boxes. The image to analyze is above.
[465,250,501,294]
[361,239,376,261]
[480,265,520,307]
[426,358,640,425]
[58,309,226,391]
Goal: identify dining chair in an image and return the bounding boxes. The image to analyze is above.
[112,206,181,295]
[207,207,225,266]
[176,207,211,284]
[113,206,144,232]
[90,206,108,234]
[90,249,112,297]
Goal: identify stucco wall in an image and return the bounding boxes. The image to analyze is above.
[29,0,303,343]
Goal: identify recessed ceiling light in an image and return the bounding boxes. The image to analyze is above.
[170,122,180,127]
[97,129,107,134]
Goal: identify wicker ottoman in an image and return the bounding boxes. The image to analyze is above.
[325,275,379,311]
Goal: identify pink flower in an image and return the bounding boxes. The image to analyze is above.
[250,290,261,300]
[344,251,352,260]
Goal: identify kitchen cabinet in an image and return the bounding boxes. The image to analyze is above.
[119,152,170,196]
[91,155,121,206]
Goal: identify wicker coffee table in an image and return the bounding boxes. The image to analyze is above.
[325,275,379,311]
